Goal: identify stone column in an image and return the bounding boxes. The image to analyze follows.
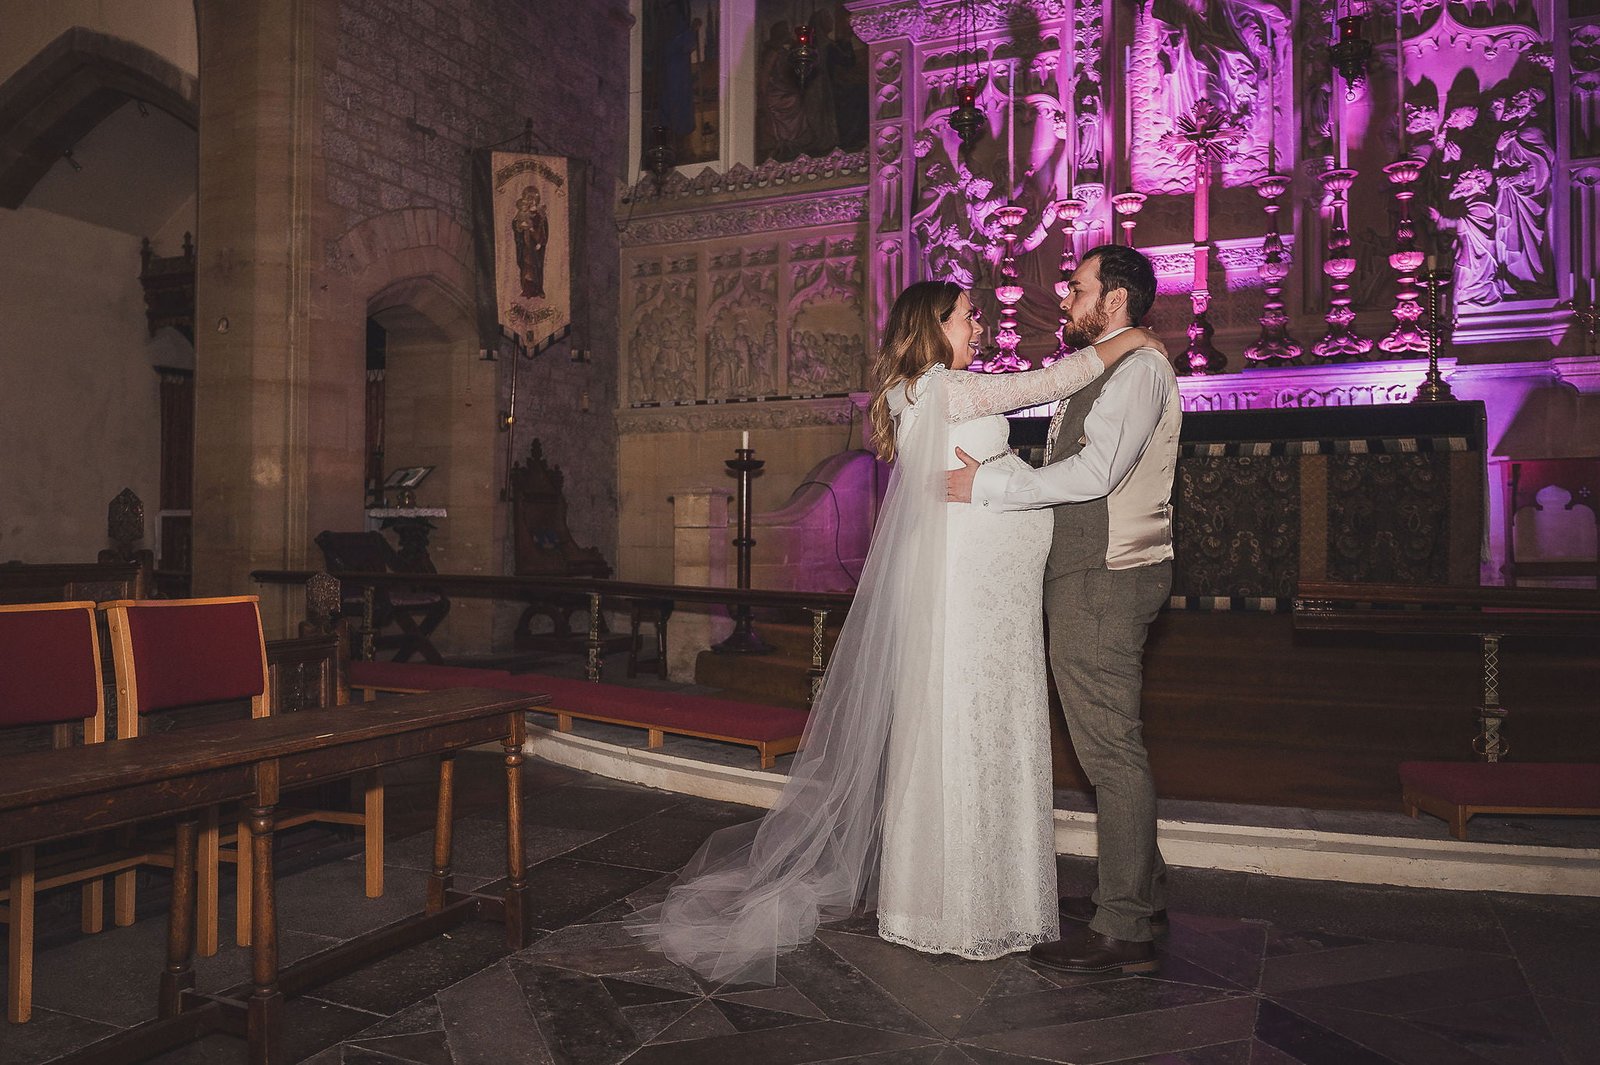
[190,0,319,628]
[668,486,732,682]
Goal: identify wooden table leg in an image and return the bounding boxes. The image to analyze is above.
[503,732,528,948]
[246,805,281,1065]
[427,753,455,914]
[159,818,198,1018]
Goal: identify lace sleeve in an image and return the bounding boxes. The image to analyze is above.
[944,348,1104,423]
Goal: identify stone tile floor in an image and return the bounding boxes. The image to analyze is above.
[3,751,1597,1065]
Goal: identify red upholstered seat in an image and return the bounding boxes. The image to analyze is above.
[1400,759,1600,838]
[341,661,810,768]
[494,674,811,743]
[0,601,107,1023]
[342,655,806,764]
[0,603,101,728]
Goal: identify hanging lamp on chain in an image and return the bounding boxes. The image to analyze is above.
[948,0,984,150]
[791,24,818,87]
[643,124,675,191]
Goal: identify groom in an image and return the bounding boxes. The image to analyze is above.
[947,244,1179,974]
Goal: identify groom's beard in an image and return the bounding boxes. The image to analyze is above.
[1060,300,1111,350]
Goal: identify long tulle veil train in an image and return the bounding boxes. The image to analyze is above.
[627,368,952,984]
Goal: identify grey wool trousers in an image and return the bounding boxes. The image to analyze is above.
[1044,561,1172,942]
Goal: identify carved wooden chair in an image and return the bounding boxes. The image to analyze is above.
[1502,459,1600,588]
[0,602,113,1022]
[103,596,384,957]
[314,530,450,663]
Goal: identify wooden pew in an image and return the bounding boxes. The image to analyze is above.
[0,562,146,606]
[0,687,542,1064]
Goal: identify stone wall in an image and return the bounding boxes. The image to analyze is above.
[320,0,630,582]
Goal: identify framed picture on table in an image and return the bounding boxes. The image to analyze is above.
[383,466,433,490]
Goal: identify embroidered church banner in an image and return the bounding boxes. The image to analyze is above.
[489,151,571,355]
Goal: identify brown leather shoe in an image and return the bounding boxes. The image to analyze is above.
[1027,927,1160,975]
[1057,895,1169,934]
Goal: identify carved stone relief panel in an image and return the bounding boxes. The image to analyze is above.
[875,125,904,232]
[788,237,866,394]
[1131,0,1291,195]
[622,216,866,406]
[1404,1,1553,309]
[707,258,780,399]
[1574,25,1600,159]
[626,256,699,404]
[874,48,904,121]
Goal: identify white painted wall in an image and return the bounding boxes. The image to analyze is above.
[0,0,198,85]
[0,206,165,562]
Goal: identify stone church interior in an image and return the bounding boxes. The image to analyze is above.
[0,0,1596,1062]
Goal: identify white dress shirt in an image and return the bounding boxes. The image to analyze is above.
[971,328,1169,512]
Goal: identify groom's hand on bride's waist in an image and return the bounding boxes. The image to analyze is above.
[946,448,978,503]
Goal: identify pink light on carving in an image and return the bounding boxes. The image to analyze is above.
[986,203,1031,373]
[1380,158,1430,355]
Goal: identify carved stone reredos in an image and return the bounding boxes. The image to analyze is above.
[621,148,869,216]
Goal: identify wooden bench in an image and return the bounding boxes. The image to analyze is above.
[0,687,539,1063]
[1400,761,1600,839]
[347,660,807,769]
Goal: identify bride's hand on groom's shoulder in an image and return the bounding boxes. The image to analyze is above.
[1135,329,1170,360]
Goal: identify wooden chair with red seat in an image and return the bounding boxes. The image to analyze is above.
[103,596,383,957]
[0,601,112,1022]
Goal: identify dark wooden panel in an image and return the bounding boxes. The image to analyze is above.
[1050,610,1600,811]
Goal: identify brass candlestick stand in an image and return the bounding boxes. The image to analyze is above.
[1413,264,1456,402]
[713,447,774,654]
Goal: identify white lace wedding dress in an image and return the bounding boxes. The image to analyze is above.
[630,348,1106,985]
[876,351,1103,960]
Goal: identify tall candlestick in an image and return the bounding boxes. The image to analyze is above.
[714,448,774,654]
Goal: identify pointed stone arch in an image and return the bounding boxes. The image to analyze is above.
[310,207,501,652]
[0,27,198,208]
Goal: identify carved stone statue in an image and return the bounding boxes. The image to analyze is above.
[1490,88,1553,290]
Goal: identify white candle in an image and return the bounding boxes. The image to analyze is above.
[741,430,750,450]
[1329,6,1345,168]
[1334,71,1347,168]
[1396,1,1407,156]
[1008,60,1016,195]
[1266,29,1277,173]
[1123,46,1133,153]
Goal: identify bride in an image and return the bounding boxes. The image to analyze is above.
[630,280,1162,983]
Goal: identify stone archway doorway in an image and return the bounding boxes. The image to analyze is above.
[364,276,500,654]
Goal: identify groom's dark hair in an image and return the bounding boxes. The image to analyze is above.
[1082,244,1157,324]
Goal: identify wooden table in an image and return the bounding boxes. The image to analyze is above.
[0,687,544,1065]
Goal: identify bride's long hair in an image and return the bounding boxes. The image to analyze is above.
[867,280,962,462]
